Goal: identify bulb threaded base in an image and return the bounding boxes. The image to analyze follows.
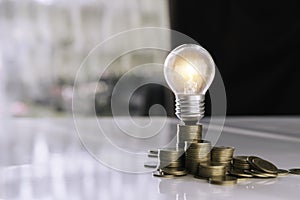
[175,94,205,124]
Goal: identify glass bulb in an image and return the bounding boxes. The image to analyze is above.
[164,44,216,123]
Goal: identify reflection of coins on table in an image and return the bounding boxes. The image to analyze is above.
[209,176,237,186]
[289,168,300,175]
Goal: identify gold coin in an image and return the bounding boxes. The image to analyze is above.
[289,168,300,175]
[161,168,188,176]
[248,156,278,174]
[233,156,248,161]
[229,169,253,178]
[277,169,289,176]
[208,176,237,186]
[153,171,176,178]
[250,170,278,178]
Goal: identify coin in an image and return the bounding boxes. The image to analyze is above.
[198,165,226,178]
[177,124,203,149]
[161,168,188,176]
[229,168,253,178]
[144,161,158,168]
[289,168,300,175]
[250,170,278,178]
[185,141,211,175]
[248,156,278,174]
[208,176,237,186]
[152,171,176,178]
[277,169,289,176]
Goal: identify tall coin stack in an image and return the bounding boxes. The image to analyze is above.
[155,148,188,177]
[184,141,211,175]
[176,125,202,149]
[211,146,235,171]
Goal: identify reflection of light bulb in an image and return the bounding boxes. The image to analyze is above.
[164,44,215,124]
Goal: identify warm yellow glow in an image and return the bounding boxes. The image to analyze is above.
[173,57,205,94]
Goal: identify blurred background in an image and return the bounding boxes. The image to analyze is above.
[1,0,300,118]
[0,0,171,118]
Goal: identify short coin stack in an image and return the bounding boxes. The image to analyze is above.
[153,148,188,177]
[196,164,226,179]
[176,125,202,149]
[184,141,211,175]
[211,146,235,171]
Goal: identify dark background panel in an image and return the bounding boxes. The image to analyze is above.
[168,0,300,115]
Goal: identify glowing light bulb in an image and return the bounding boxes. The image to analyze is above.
[164,44,216,124]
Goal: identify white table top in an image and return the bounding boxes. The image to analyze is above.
[0,117,300,200]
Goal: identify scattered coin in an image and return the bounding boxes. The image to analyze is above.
[229,168,253,178]
[289,168,300,175]
[248,156,278,174]
[250,170,277,178]
[277,169,289,176]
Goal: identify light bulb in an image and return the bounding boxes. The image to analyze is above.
[164,44,216,124]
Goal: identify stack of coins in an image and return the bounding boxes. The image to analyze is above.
[154,148,188,177]
[184,141,211,175]
[176,124,202,149]
[230,156,278,178]
[196,164,226,179]
[149,123,300,186]
[211,146,235,171]
[232,156,251,170]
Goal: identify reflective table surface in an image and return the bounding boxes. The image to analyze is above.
[0,117,300,200]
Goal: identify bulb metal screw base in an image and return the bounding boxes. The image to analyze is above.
[175,94,205,124]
